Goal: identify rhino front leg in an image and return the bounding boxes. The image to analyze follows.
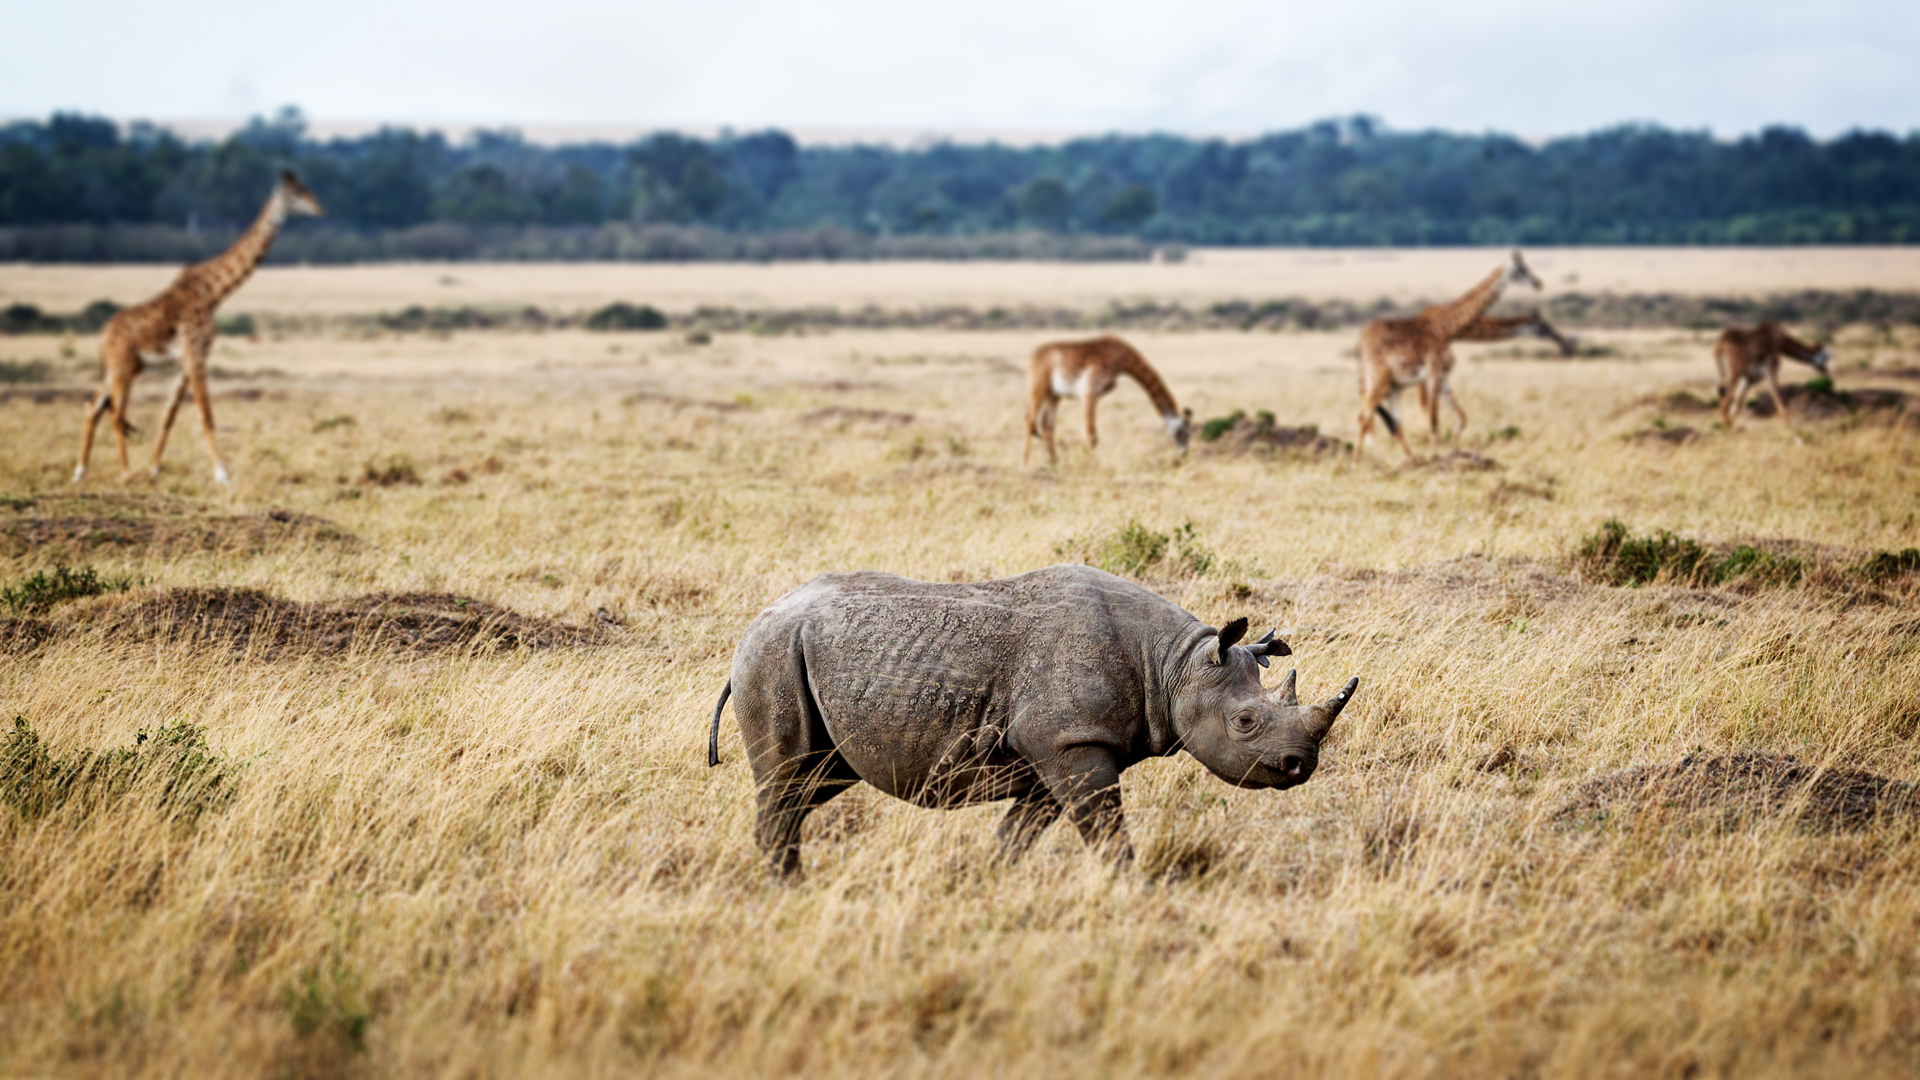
[994,785,1063,864]
[1047,745,1133,864]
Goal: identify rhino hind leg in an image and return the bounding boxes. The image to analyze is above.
[755,749,861,879]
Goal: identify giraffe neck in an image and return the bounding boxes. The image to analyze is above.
[198,191,289,307]
[1423,266,1510,341]
[1110,340,1180,418]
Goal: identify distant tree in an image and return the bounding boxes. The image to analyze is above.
[1019,178,1071,228]
[1099,184,1156,229]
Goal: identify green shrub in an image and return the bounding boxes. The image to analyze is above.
[1,562,133,615]
[1805,376,1835,394]
[1577,521,1806,588]
[585,302,669,331]
[1857,548,1920,581]
[1200,411,1244,442]
[1096,520,1214,578]
[216,312,258,337]
[3,716,238,824]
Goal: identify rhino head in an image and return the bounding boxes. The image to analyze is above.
[1173,617,1358,790]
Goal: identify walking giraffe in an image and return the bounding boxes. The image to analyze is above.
[74,170,323,486]
[1354,250,1543,462]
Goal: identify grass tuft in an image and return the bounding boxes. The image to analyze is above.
[1,562,133,616]
[2,716,238,824]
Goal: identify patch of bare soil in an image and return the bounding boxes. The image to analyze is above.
[0,387,94,405]
[0,498,358,558]
[1633,390,1720,416]
[1745,383,1916,425]
[3,588,612,658]
[1557,752,1920,831]
[801,406,916,427]
[1399,449,1499,472]
[1626,424,1700,447]
[1197,416,1345,458]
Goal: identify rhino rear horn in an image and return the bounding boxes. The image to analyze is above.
[1304,677,1360,742]
[1272,668,1298,706]
[1215,617,1249,663]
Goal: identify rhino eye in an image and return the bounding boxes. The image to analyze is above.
[1229,712,1258,735]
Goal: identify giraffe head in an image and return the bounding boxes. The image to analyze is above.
[1503,249,1542,291]
[1168,407,1193,453]
[277,170,325,217]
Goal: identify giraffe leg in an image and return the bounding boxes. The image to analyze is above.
[1083,393,1099,451]
[108,376,135,476]
[75,392,113,483]
[1764,366,1798,439]
[1722,377,1750,430]
[1444,382,1467,440]
[148,372,191,477]
[1043,400,1059,464]
[183,334,229,486]
[1382,388,1417,461]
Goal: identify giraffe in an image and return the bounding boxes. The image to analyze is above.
[1453,309,1579,357]
[1024,334,1192,465]
[1713,321,1831,430]
[74,170,323,486]
[1353,250,1543,463]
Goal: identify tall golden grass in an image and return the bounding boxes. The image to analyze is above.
[3,308,1919,1077]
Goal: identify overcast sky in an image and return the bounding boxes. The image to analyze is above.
[4,0,1916,140]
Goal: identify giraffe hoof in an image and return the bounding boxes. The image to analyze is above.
[71,465,86,484]
[213,465,231,487]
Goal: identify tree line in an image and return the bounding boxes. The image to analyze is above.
[3,109,1918,260]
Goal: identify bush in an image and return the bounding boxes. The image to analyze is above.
[1,562,133,615]
[1575,521,1804,587]
[3,715,238,824]
[585,302,669,331]
[1096,520,1215,578]
[1857,548,1920,581]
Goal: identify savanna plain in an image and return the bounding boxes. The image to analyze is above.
[4,249,1920,1078]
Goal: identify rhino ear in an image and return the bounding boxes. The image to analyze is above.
[1214,617,1249,663]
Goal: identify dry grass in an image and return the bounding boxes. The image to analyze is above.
[4,262,1920,1077]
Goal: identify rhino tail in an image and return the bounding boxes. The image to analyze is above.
[708,680,732,767]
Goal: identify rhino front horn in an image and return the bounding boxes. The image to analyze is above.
[1305,677,1360,742]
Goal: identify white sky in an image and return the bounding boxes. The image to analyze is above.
[3,0,1916,140]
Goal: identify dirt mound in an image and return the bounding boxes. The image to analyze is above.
[1197,414,1344,458]
[4,588,611,658]
[1557,752,1920,831]
[1636,391,1720,416]
[801,406,915,427]
[1626,424,1700,446]
[1399,449,1499,472]
[0,387,95,406]
[1745,383,1916,424]
[0,501,357,558]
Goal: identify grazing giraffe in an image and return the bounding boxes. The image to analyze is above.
[1353,250,1543,462]
[1024,334,1192,465]
[74,170,323,486]
[1453,309,1579,357]
[1714,321,1831,430]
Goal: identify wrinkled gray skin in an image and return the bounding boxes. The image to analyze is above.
[711,564,1358,877]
